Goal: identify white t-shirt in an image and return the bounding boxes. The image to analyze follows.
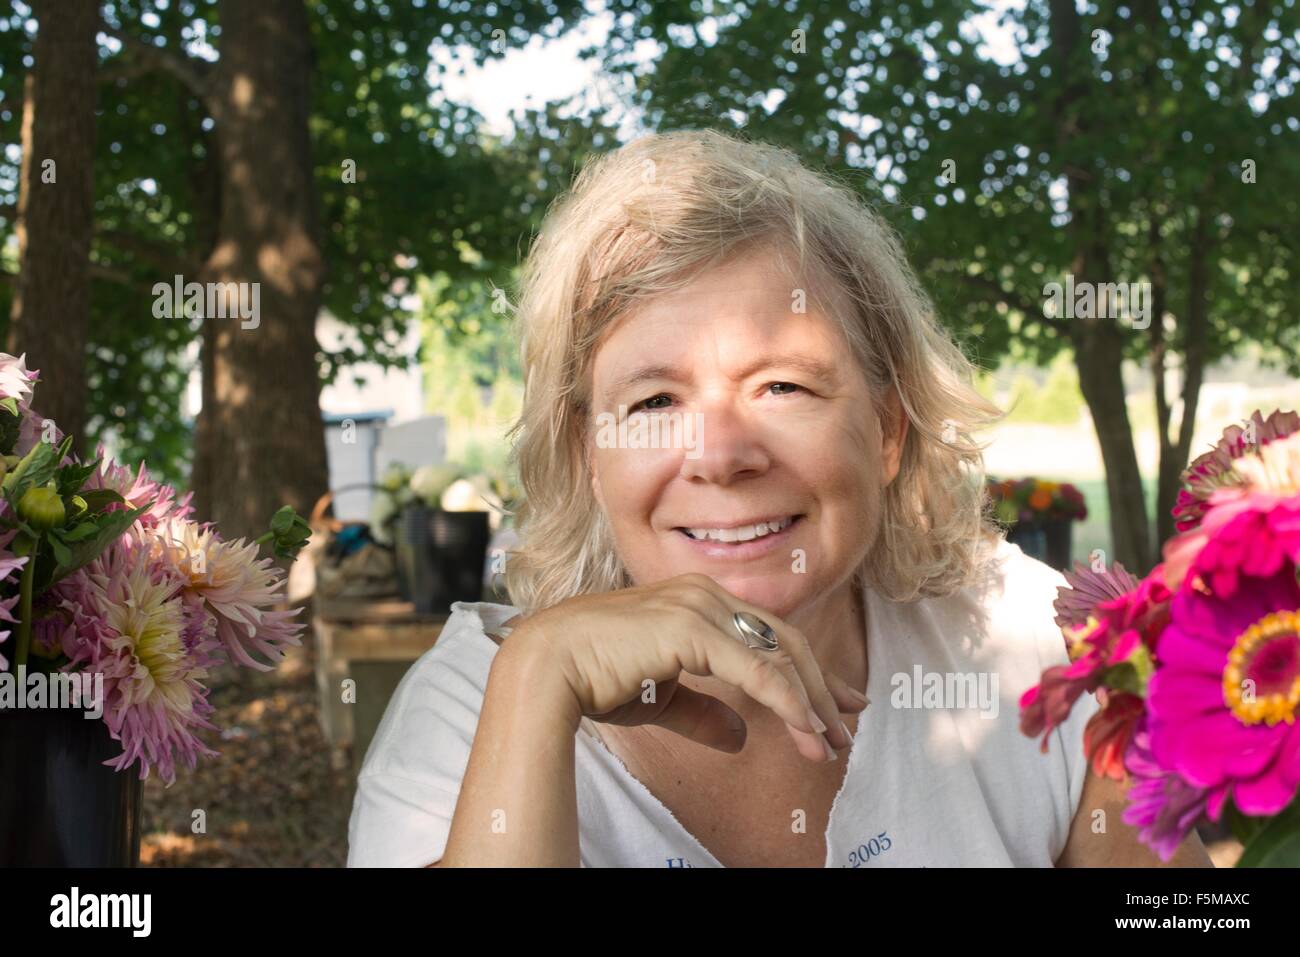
[347,538,1099,867]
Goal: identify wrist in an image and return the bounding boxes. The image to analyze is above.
[489,628,583,734]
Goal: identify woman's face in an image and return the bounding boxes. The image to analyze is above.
[587,245,907,617]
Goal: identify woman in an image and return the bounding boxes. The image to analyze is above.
[347,129,1211,868]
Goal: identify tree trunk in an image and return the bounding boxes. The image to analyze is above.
[1154,205,1211,550]
[1050,0,1153,574]
[192,0,328,544]
[5,0,97,455]
[1074,321,1153,573]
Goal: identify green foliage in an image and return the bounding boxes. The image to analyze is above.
[258,505,313,562]
[1003,353,1085,425]
[1234,796,1300,867]
[0,0,614,487]
[0,431,146,604]
[597,0,1300,374]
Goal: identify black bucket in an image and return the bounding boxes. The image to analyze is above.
[0,705,142,866]
[396,507,491,614]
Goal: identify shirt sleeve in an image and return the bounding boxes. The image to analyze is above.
[346,609,499,867]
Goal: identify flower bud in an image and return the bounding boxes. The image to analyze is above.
[18,483,65,531]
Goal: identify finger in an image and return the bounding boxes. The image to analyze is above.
[650,685,747,754]
[676,616,824,742]
[754,616,852,751]
[683,578,849,754]
[824,670,871,714]
[772,664,842,761]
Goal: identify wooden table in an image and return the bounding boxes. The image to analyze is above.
[312,596,448,773]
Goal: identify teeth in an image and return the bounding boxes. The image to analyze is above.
[685,516,793,542]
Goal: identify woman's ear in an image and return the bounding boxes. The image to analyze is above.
[881,388,908,488]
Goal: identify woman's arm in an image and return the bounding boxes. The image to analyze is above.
[1055,770,1214,867]
[435,636,585,867]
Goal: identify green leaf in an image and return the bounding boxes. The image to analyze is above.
[1223,800,1268,847]
[2,439,59,498]
[48,535,71,567]
[1099,661,1147,697]
[62,522,99,542]
[0,397,17,416]
[265,505,312,561]
[56,459,100,496]
[37,503,150,593]
[270,505,297,535]
[1236,795,1300,867]
[79,488,127,513]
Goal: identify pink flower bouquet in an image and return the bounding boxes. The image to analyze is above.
[0,352,311,785]
[1020,408,1300,866]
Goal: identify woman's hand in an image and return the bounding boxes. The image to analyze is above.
[503,573,866,762]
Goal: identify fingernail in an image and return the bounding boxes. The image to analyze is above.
[839,721,852,743]
[846,687,869,705]
[822,737,838,761]
[806,708,827,733]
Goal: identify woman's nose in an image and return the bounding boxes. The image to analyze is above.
[677,400,771,486]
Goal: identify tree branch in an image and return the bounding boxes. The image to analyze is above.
[98,19,215,109]
[97,227,201,277]
[88,262,135,285]
[958,272,1067,334]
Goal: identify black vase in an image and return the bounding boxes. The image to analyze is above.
[1043,518,1074,571]
[394,506,431,603]
[396,507,492,614]
[0,706,142,866]
[1006,520,1047,563]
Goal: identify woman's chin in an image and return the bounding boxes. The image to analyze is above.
[704,574,807,618]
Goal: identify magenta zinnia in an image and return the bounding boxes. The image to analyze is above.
[1146,553,1300,818]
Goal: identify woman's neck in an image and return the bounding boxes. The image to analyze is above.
[783,578,870,692]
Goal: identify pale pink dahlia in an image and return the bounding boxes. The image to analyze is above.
[0,529,27,671]
[82,447,194,527]
[57,538,221,784]
[149,517,305,671]
[1173,409,1300,532]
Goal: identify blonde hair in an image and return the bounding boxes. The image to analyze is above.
[503,128,1003,614]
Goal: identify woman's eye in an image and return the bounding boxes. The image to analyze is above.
[630,394,673,413]
[769,382,801,396]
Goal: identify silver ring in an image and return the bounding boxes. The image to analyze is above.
[732,612,779,652]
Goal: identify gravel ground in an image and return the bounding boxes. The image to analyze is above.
[139,643,354,867]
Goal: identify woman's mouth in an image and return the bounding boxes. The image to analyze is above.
[672,515,803,559]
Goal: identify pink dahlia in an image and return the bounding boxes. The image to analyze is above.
[1173,409,1300,532]
[1053,560,1140,631]
[1146,561,1300,818]
[149,517,305,671]
[82,447,194,527]
[0,352,35,403]
[0,528,28,670]
[56,537,221,784]
[1023,565,1172,763]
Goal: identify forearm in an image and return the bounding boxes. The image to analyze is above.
[438,642,583,867]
